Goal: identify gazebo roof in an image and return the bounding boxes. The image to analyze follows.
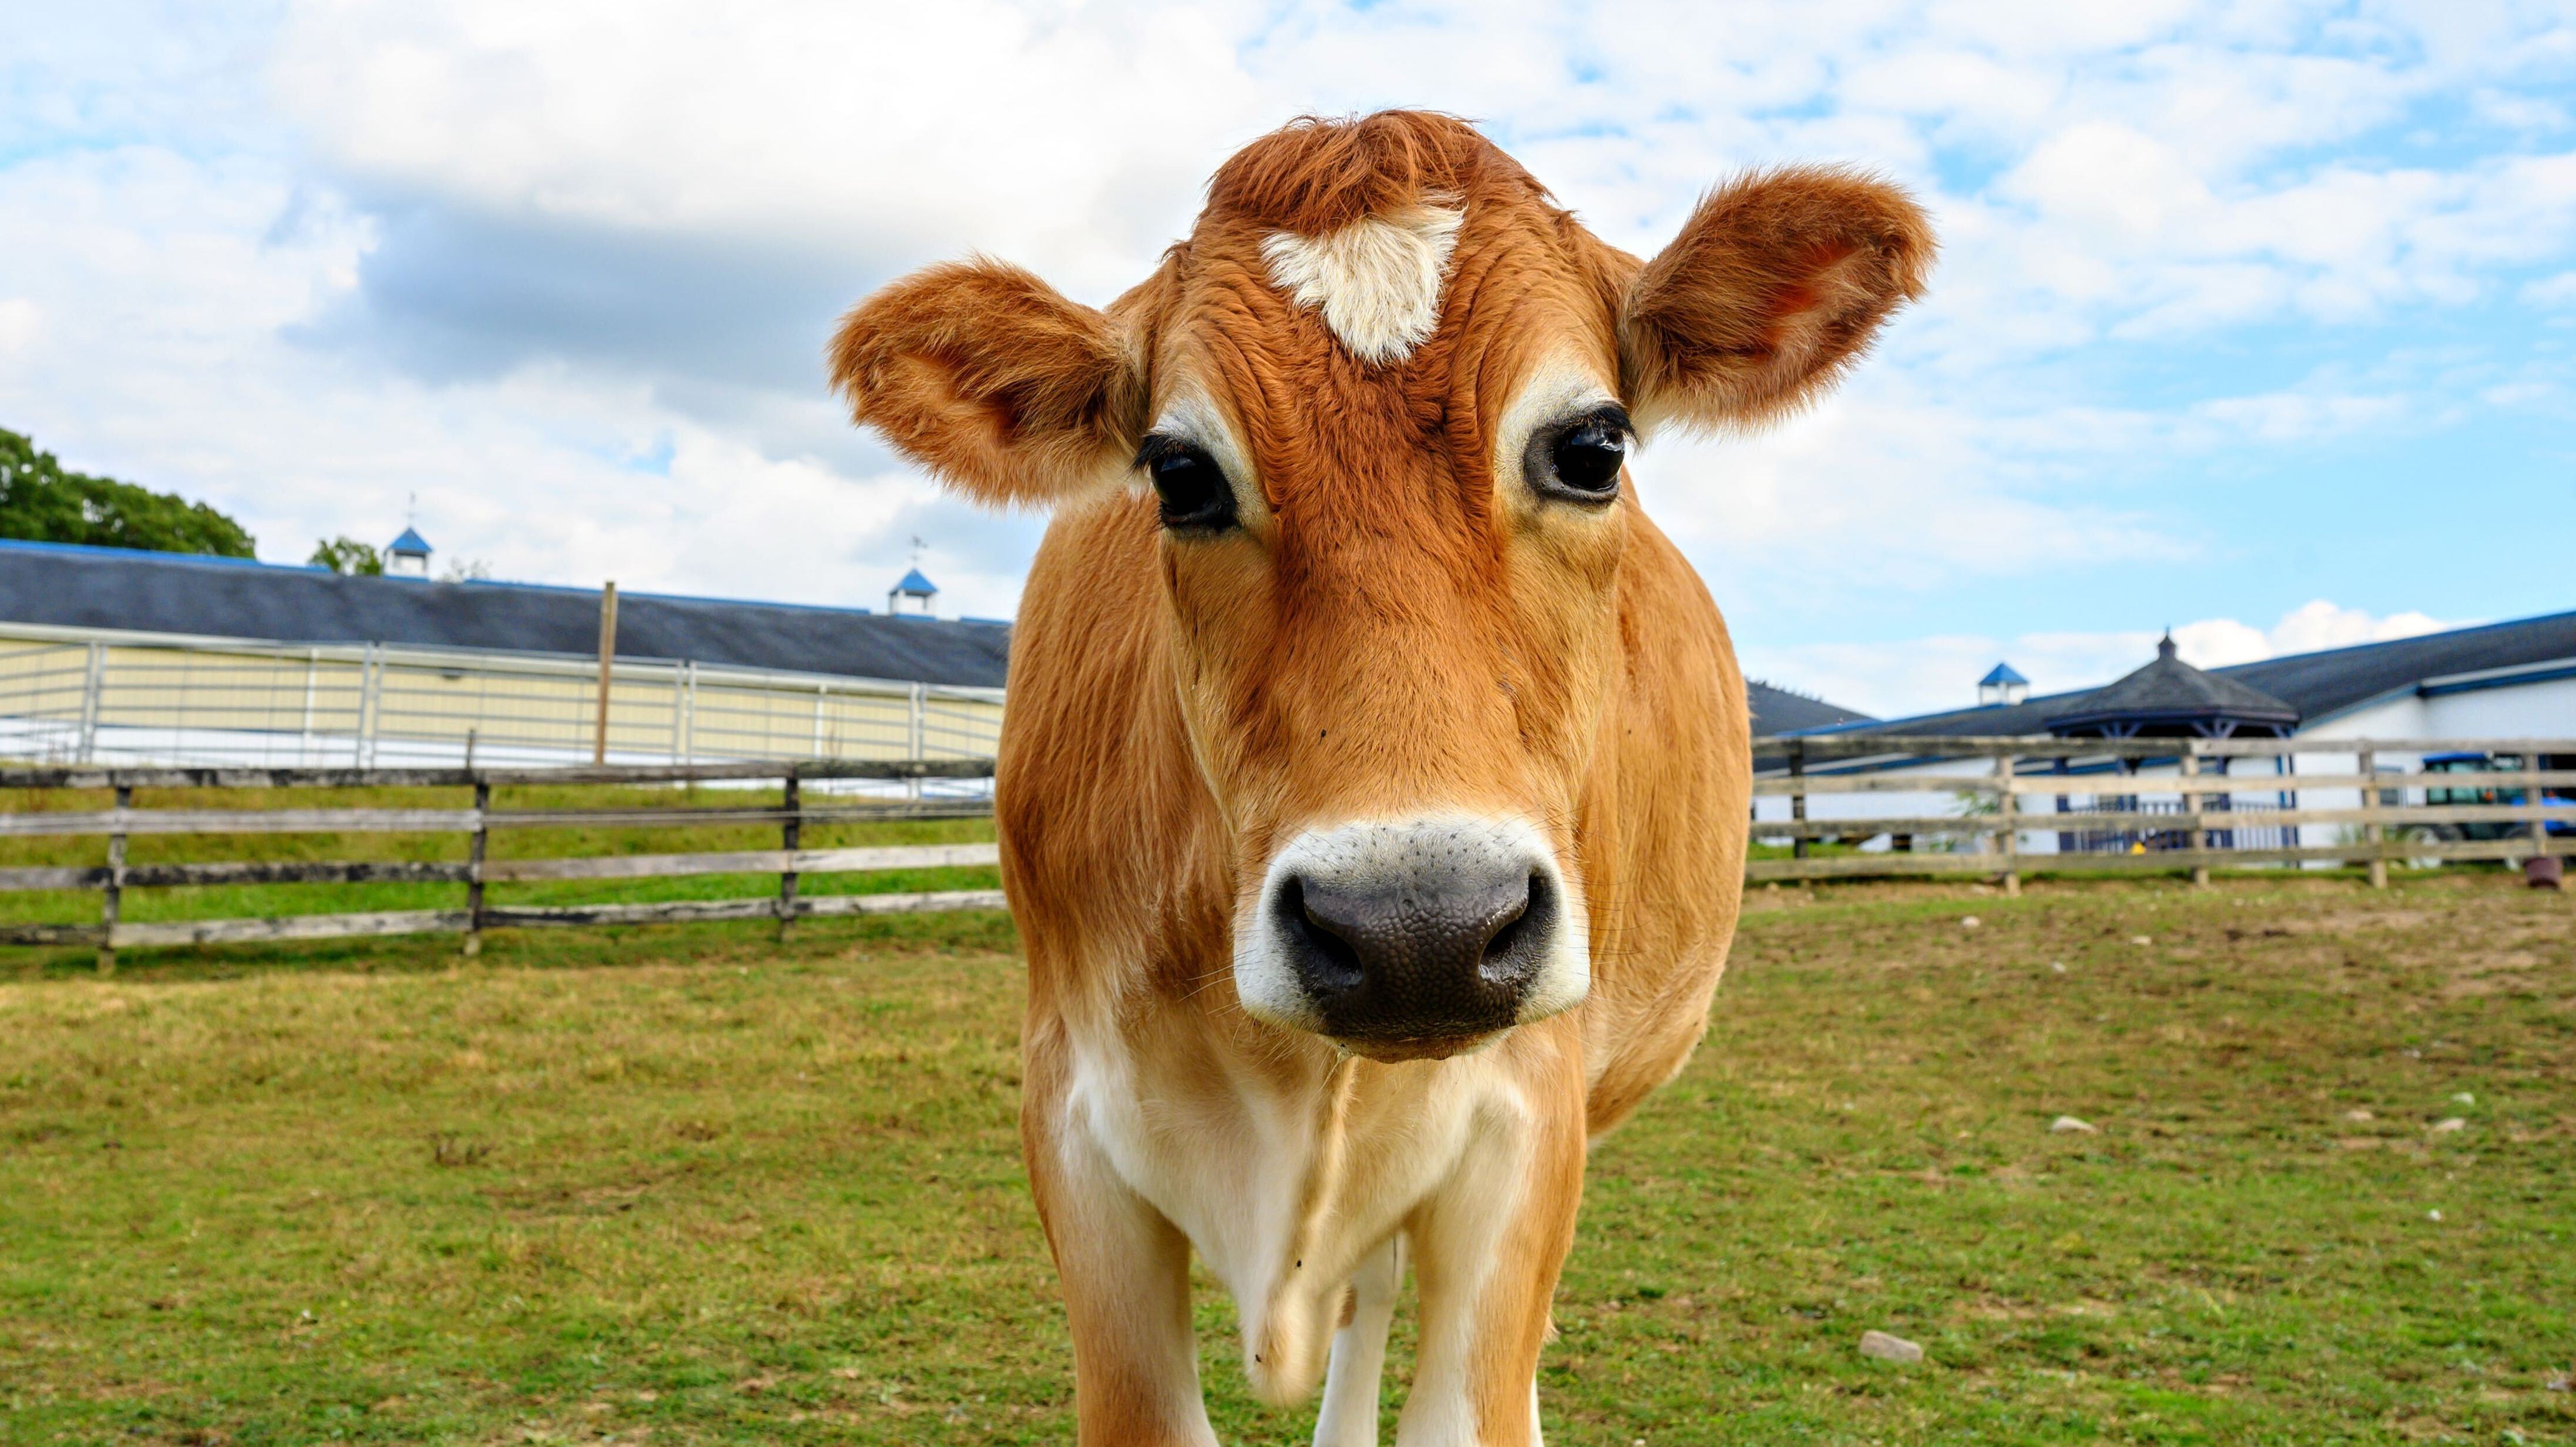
[2042,635,2299,738]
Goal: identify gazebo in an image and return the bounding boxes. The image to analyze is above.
[2043,634,2299,739]
[2040,634,2302,852]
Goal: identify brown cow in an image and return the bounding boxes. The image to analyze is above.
[831,111,1930,1446]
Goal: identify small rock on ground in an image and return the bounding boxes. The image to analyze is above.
[2429,1117,2466,1134]
[1859,1329,1923,1364]
[2050,1115,2097,1134]
[1960,915,1981,929]
[2343,1108,2375,1122]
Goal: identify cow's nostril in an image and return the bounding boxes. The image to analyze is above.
[1280,876,1367,989]
[1478,872,1543,974]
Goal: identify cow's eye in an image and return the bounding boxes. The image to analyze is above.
[1137,438,1237,533]
[1532,408,1630,503]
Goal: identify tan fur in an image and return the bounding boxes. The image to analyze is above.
[1620,165,1936,433]
[832,111,1931,1445]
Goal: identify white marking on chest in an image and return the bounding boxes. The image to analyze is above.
[1063,1025,1510,1402]
[1262,203,1464,365]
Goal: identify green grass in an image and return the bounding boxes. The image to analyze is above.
[1,872,2571,1443]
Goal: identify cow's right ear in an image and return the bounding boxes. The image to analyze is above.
[829,260,1145,507]
[1615,168,1934,434]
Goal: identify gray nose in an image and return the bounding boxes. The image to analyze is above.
[1276,866,1553,1041]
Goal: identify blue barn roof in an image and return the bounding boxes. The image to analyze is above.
[1781,609,2576,742]
[386,527,431,557]
[892,568,938,597]
[0,538,1011,688]
[1747,680,1875,737]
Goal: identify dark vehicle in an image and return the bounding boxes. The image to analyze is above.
[2403,752,2576,859]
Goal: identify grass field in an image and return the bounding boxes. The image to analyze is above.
[2,870,2571,1445]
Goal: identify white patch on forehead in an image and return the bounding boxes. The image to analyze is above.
[1260,203,1464,366]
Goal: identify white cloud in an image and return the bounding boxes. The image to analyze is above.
[3,0,2572,634]
[267,0,1277,299]
[2522,268,2576,306]
[0,299,40,355]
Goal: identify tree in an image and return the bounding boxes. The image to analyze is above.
[0,427,256,557]
[308,537,384,576]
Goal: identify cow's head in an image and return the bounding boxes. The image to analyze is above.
[833,112,1930,1059]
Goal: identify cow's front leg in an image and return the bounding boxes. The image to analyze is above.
[1024,1042,1216,1446]
[1312,1233,1404,1447]
[1395,1050,1585,1447]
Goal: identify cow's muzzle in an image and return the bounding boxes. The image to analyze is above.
[1235,816,1589,1056]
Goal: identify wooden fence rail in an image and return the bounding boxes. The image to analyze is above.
[0,757,1001,968]
[1753,734,2575,889]
[5,736,2570,964]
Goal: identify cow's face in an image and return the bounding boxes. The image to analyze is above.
[833,114,1931,1059]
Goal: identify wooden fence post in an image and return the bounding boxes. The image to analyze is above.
[2357,743,2386,889]
[593,582,619,765]
[463,778,489,958]
[1790,742,1809,861]
[2181,749,2209,888]
[776,773,802,944]
[1995,754,2020,896]
[98,781,129,973]
[2524,750,2550,866]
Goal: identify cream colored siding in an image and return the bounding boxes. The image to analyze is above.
[0,624,1003,768]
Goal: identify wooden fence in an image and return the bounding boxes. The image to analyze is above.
[1754,734,2575,890]
[0,759,1002,969]
[6,735,2568,969]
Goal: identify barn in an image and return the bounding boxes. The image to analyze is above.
[1756,608,2576,858]
[0,537,1009,769]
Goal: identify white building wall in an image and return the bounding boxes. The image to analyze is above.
[2422,676,2576,738]
[2283,676,2576,850]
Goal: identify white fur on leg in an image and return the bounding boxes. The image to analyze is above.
[1313,1236,1405,1447]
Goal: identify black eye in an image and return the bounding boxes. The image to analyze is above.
[1137,438,1237,533]
[1535,410,1629,501]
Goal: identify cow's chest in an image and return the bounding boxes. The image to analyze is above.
[1064,1025,1532,1376]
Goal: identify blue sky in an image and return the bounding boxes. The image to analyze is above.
[3,1,2573,718]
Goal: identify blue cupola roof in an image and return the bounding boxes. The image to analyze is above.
[1978,661,2028,687]
[387,527,432,558]
[892,568,937,597]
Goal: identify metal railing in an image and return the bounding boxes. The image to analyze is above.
[0,623,1004,777]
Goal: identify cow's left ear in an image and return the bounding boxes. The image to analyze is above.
[829,259,1148,507]
[1616,168,1934,433]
